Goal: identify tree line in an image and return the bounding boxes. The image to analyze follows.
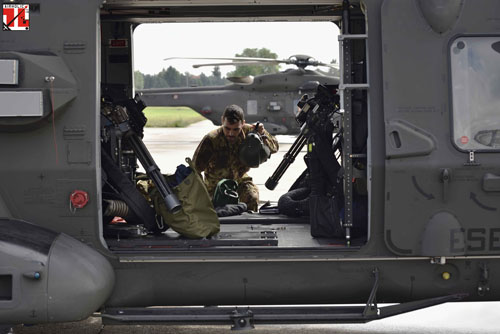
[134,66,227,90]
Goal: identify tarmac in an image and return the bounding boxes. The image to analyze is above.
[10,121,500,333]
[11,302,500,334]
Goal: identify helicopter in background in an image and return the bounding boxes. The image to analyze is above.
[137,55,339,134]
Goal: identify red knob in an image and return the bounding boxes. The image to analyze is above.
[70,190,89,209]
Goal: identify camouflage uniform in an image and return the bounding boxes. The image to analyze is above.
[193,124,279,211]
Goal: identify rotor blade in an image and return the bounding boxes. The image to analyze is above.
[164,56,281,62]
[165,56,339,69]
[312,62,340,69]
[192,61,281,68]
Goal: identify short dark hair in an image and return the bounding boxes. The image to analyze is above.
[222,104,245,123]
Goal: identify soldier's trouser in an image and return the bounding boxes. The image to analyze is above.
[237,177,259,211]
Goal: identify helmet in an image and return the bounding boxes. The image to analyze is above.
[239,126,271,168]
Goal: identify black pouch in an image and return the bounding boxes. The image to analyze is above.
[309,194,344,238]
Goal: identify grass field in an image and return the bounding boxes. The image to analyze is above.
[143,106,205,127]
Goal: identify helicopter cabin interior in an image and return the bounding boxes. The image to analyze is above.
[99,2,369,253]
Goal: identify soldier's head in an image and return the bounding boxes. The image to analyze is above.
[221,104,245,143]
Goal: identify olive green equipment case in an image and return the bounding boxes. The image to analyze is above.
[151,158,220,238]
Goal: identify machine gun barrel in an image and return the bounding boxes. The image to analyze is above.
[127,134,182,213]
[265,130,308,190]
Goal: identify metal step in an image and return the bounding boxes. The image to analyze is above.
[106,230,278,250]
[98,294,467,329]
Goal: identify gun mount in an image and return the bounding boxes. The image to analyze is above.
[101,98,182,215]
[265,85,341,190]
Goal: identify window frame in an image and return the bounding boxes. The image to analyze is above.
[449,34,500,152]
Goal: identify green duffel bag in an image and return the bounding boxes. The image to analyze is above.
[151,158,219,239]
[213,179,239,208]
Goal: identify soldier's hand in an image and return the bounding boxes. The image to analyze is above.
[253,122,264,135]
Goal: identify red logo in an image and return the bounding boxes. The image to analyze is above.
[3,4,30,31]
[460,136,469,145]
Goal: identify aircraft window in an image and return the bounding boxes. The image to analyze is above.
[247,100,258,115]
[450,36,500,150]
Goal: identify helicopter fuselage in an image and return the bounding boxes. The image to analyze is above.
[1,0,500,329]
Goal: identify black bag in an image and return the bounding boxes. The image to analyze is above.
[278,187,310,217]
[309,194,344,238]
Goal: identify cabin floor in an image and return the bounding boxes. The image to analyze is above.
[105,212,366,252]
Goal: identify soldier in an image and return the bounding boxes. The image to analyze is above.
[193,104,279,211]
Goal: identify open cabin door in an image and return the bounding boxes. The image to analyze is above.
[382,0,500,256]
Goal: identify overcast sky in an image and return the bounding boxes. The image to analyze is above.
[133,22,340,77]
